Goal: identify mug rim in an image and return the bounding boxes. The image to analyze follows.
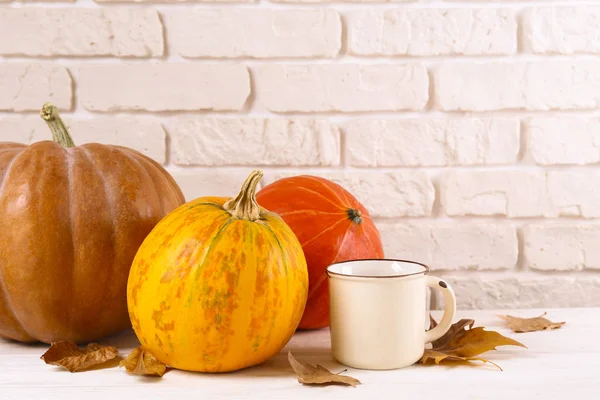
[326,258,430,279]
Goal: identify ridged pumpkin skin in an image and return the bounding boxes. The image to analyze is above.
[0,104,185,344]
[127,171,308,373]
[257,176,384,330]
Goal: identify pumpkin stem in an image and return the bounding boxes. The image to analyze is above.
[40,102,75,148]
[223,170,264,221]
[347,209,363,224]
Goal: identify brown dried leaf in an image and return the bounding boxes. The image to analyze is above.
[421,317,526,370]
[429,314,438,330]
[431,318,475,349]
[41,341,119,372]
[120,347,167,377]
[288,352,360,387]
[498,312,565,333]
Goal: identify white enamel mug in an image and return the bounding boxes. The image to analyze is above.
[327,259,456,370]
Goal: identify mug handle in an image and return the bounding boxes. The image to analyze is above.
[424,276,457,344]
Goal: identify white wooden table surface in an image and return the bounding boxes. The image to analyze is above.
[1,308,597,400]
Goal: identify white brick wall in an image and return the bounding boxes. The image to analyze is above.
[2,0,600,309]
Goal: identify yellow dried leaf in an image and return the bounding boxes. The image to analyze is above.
[421,349,502,370]
[41,341,119,372]
[421,316,526,370]
[288,352,360,387]
[498,312,565,333]
[120,347,167,377]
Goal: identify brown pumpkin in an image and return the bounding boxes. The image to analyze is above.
[0,103,185,344]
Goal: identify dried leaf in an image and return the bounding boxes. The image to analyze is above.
[421,349,502,371]
[498,312,565,333]
[288,352,360,387]
[431,318,475,349]
[41,341,119,372]
[421,317,526,370]
[429,314,438,330]
[120,347,167,377]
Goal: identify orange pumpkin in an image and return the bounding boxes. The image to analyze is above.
[257,175,384,329]
[0,103,184,344]
[127,170,308,372]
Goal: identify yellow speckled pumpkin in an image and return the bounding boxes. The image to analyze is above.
[127,170,308,372]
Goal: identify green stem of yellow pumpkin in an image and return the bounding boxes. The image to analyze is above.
[223,170,264,221]
[40,102,75,148]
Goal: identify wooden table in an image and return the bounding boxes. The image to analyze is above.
[1,308,596,399]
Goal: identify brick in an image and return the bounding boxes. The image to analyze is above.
[79,64,250,112]
[442,170,600,218]
[526,118,600,165]
[168,168,260,202]
[167,9,340,58]
[1,117,166,164]
[435,61,600,111]
[432,275,600,309]
[440,171,547,217]
[346,118,519,167]
[266,171,434,218]
[378,222,518,270]
[0,64,71,111]
[348,9,516,56]
[254,64,428,112]
[546,170,600,218]
[0,9,162,57]
[170,117,340,166]
[524,224,600,271]
[97,0,250,2]
[523,7,600,54]
[269,0,413,3]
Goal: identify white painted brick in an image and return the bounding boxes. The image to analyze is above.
[435,61,600,111]
[526,118,600,165]
[267,171,434,218]
[79,64,250,112]
[0,9,162,57]
[348,9,516,56]
[524,7,600,54]
[167,9,340,58]
[433,275,600,309]
[0,64,71,111]
[0,117,166,164]
[378,222,518,270]
[170,117,340,166]
[270,0,413,3]
[254,64,428,112]
[346,118,519,167]
[442,170,600,218]
[97,0,250,2]
[546,170,600,218]
[168,168,260,202]
[524,224,600,271]
[440,171,548,217]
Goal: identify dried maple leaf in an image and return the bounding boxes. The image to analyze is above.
[498,312,565,333]
[120,347,167,377]
[288,352,360,387]
[421,316,526,370]
[41,341,119,372]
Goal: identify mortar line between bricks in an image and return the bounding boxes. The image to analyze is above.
[8,55,600,64]
[371,217,600,224]
[12,1,600,10]
[162,164,600,173]
[9,110,600,119]
[437,270,600,278]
